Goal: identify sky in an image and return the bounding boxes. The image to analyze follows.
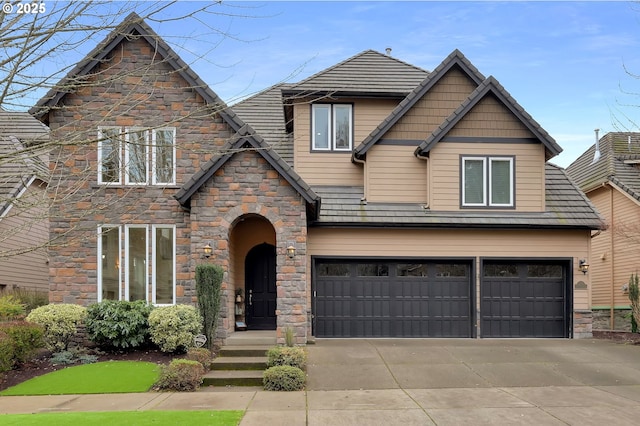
[12,1,640,167]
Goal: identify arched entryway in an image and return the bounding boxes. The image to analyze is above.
[245,243,277,329]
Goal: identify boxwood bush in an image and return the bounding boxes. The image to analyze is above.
[0,294,26,321]
[85,300,153,349]
[153,359,205,392]
[266,346,307,370]
[148,305,202,353]
[263,365,306,391]
[26,304,87,351]
[0,320,44,365]
[0,331,14,372]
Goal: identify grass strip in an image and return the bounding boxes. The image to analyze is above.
[0,361,160,396]
[0,410,244,426]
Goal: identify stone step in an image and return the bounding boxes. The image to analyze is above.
[218,345,270,358]
[211,356,267,371]
[203,369,264,387]
[225,331,277,346]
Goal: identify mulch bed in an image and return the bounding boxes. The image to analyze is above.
[592,330,640,344]
[0,347,175,392]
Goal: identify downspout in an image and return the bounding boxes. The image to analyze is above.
[416,152,430,209]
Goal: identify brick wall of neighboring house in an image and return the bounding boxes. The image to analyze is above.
[45,36,234,305]
[189,150,308,345]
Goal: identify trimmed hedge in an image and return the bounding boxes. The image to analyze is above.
[148,305,202,353]
[85,300,153,349]
[263,365,306,391]
[154,359,205,392]
[266,346,307,370]
[26,304,87,351]
[0,320,44,364]
[0,331,13,372]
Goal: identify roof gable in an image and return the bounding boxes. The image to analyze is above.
[283,49,428,97]
[353,49,485,159]
[175,124,319,212]
[29,13,244,132]
[415,76,562,159]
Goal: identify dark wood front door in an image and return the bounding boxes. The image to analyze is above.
[245,243,277,330]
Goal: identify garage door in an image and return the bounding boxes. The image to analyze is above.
[481,261,569,338]
[314,260,473,338]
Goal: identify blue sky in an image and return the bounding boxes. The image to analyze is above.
[20,1,640,167]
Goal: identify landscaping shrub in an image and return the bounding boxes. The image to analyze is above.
[263,365,306,391]
[153,359,205,392]
[50,349,99,365]
[266,346,307,370]
[6,288,49,314]
[85,300,153,349]
[195,264,223,349]
[0,331,13,373]
[26,304,87,351]
[628,273,640,333]
[0,294,26,321]
[184,347,213,369]
[148,305,202,353]
[0,320,44,364]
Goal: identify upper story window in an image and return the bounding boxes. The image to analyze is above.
[98,127,176,185]
[461,156,514,208]
[311,104,352,151]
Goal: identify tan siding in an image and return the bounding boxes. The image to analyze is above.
[611,187,640,307]
[308,228,591,310]
[429,142,545,211]
[449,95,535,138]
[293,98,398,186]
[385,67,477,140]
[588,186,613,307]
[0,183,49,292]
[365,145,427,203]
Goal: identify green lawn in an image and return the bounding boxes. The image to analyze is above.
[0,410,244,426]
[0,361,160,396]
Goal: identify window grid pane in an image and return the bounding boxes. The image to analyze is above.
[100,128,120,183]
[126,130,147,184]
[334,105,352,150]
[100,227,120,300]
[490,159,512,205]
[127,227,147,301]
[154,227,174,304]
[464,159,485,205]
[154,129,174,184]
[313,105,330,150]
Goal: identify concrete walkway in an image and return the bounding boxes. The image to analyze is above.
[1,339,640,425]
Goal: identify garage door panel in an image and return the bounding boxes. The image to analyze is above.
[481,261,568,338]
[315,260,472,338]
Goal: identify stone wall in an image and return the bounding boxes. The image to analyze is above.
[592,309,633,331]
[573,310,593,338]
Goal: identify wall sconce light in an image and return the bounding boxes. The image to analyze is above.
[203,242,212,258]
[286,244,296,258]
[579,259,589,275]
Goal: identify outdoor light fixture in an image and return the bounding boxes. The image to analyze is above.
[579,259,589,275]
[286,244,296,258]
[203,242,212,258]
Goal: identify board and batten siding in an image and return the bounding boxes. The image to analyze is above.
[365,144,427,203]
[383,67,477,140]
[429,141,545,211]
[0,182,49,292]
[292,98,398,186]
[308,227,591,310]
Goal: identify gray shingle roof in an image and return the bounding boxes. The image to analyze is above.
[0,111,49,143]
[416,76,562,160]
[566,132,640,201]
[231,84,293,164]
[353,49,485,159]
[283,50,429,97]
[312,164,603,229]
[175,124,319,215]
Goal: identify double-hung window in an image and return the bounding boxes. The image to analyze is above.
[97,225,176,305]
[312,104,352,151]
[97,127,176,185]
[461,156,514,207]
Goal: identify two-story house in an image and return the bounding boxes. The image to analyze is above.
[566,132,640,331]
[31,13,602,344]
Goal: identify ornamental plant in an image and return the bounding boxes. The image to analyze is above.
[85,300,153,349]
[0,320,44,365]
[153,359,205,392]
[148,305,202,353]
[263,365,306,391]
[266,346,307,370]
[0,294,26,321]
[195,264,223,348]
[26,303,87,351]
[628,273,640,332]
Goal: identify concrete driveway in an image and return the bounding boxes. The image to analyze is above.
[299,338,640,425]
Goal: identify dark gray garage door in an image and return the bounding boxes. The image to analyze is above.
[314,260,473,338]
[481,261,569,338]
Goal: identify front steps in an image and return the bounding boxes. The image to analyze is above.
[203,331,276,387]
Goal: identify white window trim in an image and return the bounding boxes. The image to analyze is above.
[332,104,353,151]
[97,127,122,185]
[124,225,149,302]
[462,156,514,207]
[488,157,514,207]
[312,104,331,151]
[124,128,149,185]
[151,127,176,185]
[152,225,176,306]
[97,225,122,302]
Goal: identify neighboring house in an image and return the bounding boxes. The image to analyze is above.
[30,13,603,344]
[0,110,50,293]
[566,132,640,331]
